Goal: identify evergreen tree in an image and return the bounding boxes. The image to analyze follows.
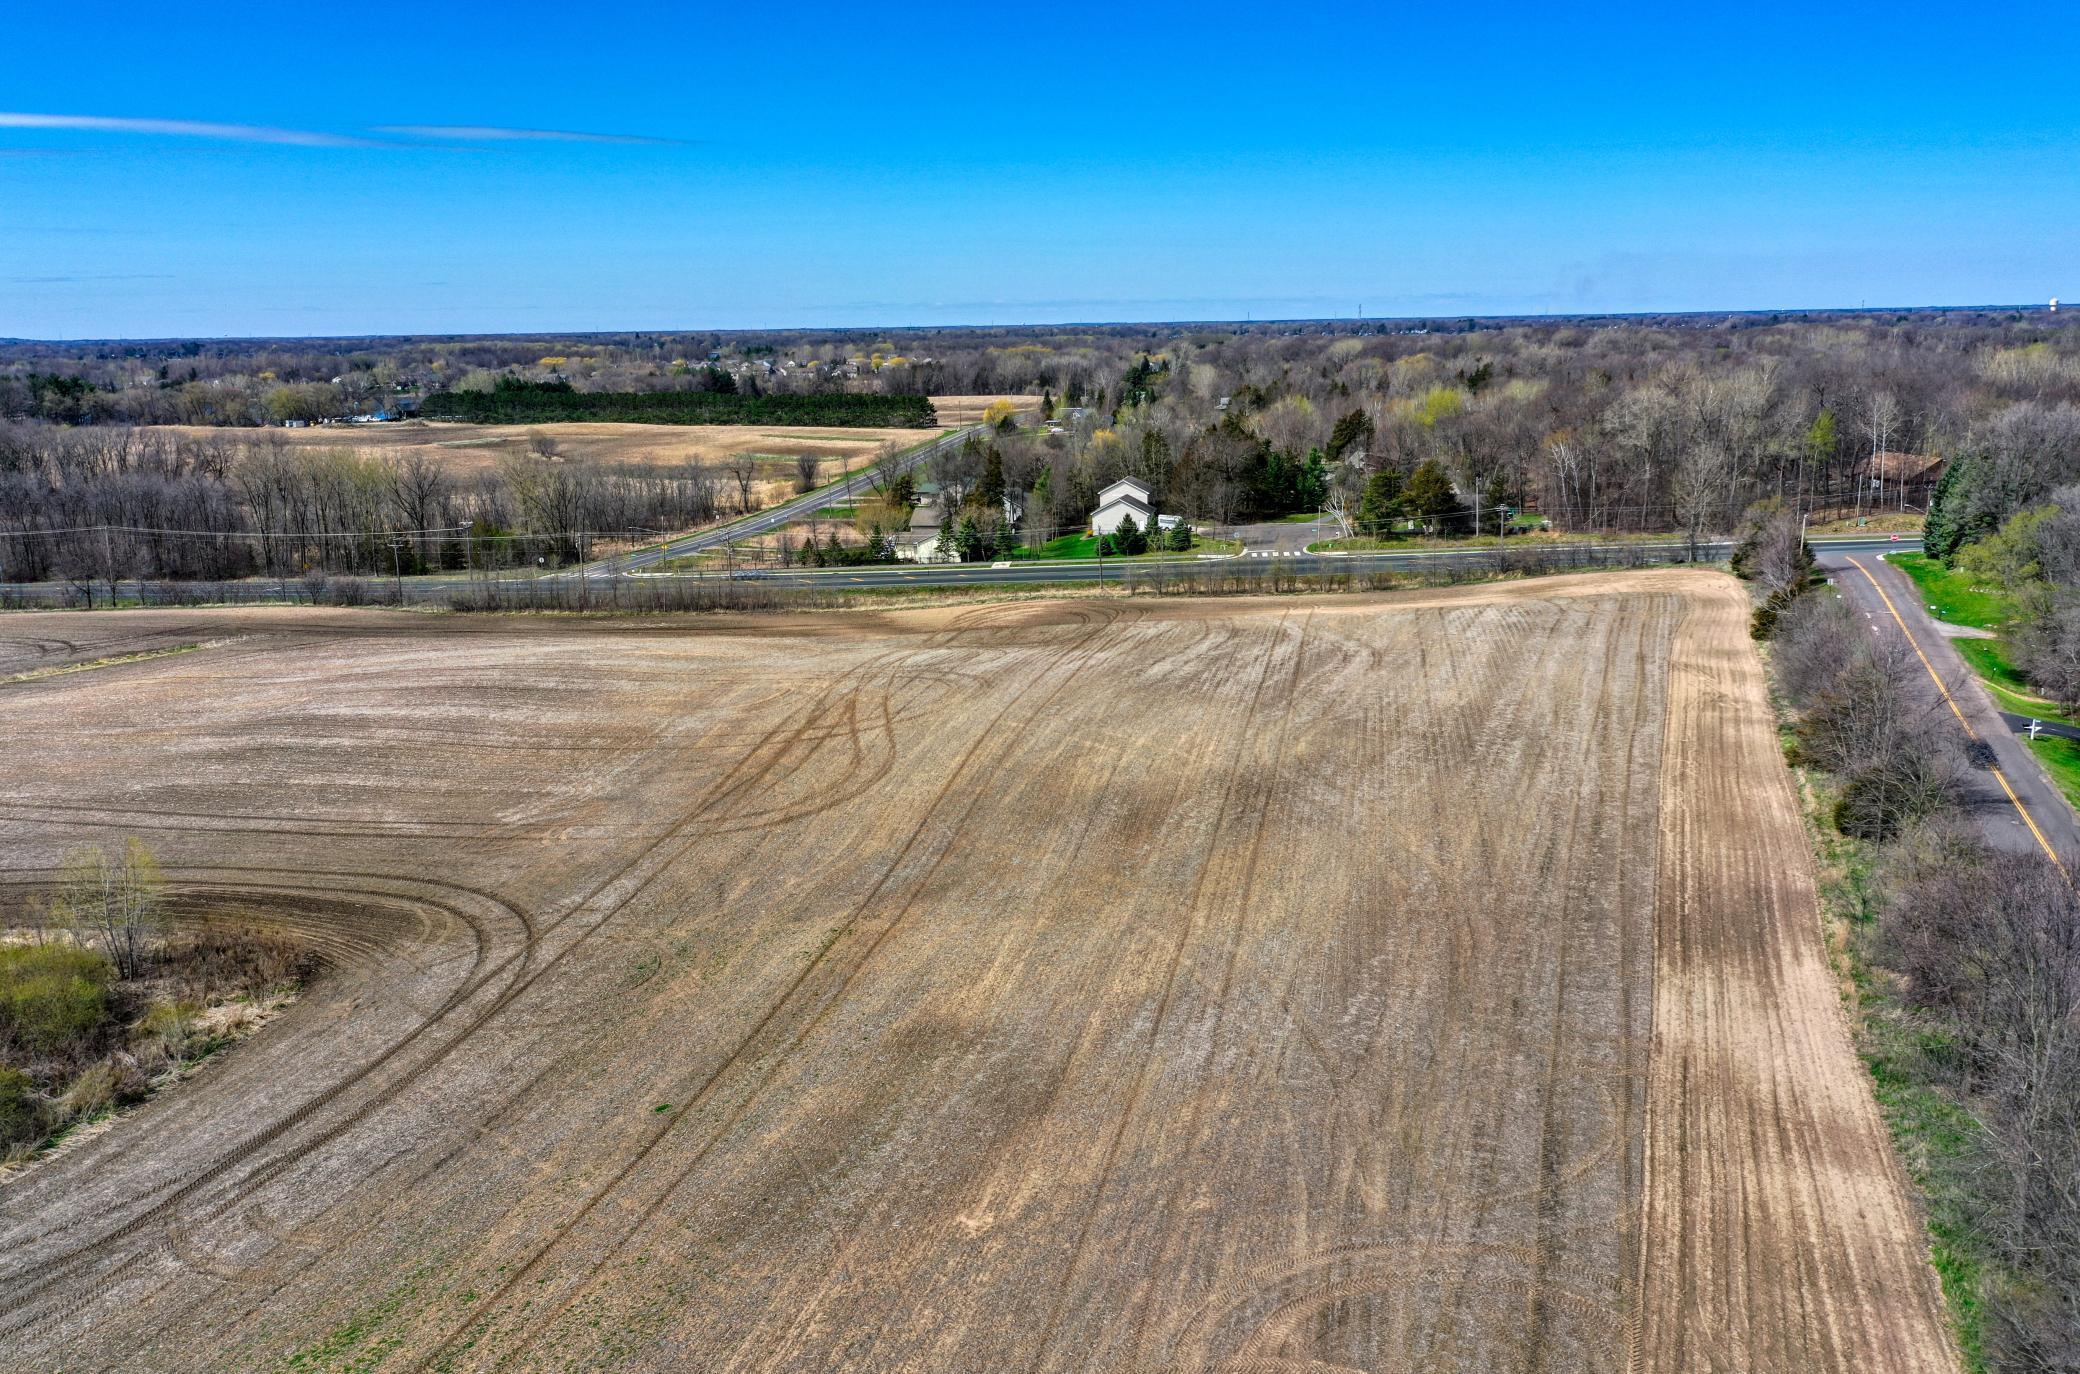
[1923,455,1979,562]
[978,447,1007,517]
[1357,469,1404,535]
[1298,449,1329,509]
[1325,408,1374,464]
[1111,513,1148,555]
[1483,474,1510,527]
[954,514,987,562]
[1404,460,1468,533]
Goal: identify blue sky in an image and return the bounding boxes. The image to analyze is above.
[2,3,2074,338]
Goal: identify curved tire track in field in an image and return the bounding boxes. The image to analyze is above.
[0,638,921,1349]
[414,611,1141,1369]
[0,582,1964,1372]
[0,868,533,1330]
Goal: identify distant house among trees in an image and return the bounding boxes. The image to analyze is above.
[1869,450,1946,487]
[891,489,946,563]
[1091,477,1156,536]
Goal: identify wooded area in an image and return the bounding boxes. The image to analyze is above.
[418,379,935,427]
[6,309,2077,582]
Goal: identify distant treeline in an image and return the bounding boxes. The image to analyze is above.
[419,380,936,428]
[0,422,730,584]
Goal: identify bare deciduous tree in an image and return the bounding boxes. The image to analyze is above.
[726,454,758,513]
[51,839,165,980]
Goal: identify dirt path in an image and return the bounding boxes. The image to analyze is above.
[0,573,1954,1372]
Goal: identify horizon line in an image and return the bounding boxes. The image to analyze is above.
[0,300,2067,348]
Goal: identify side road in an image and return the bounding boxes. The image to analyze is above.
[1822,551,2077,873]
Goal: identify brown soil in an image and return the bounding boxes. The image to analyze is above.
[924,394,1031,425]
[0,571,1954,1372]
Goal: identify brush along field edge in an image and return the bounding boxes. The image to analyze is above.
[1635,576,1956,1373]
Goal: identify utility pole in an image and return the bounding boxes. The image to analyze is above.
[389,536,406,604]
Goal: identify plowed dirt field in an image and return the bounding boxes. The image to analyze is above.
[0,571,1955,1373]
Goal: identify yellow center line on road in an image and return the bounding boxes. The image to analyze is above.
[1847,555,2070,879]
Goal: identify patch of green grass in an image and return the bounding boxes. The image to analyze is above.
[1011,532,1100,560]
[1888,553,2013,630]
[1956,639,2077,725]
[2025,734,2080,811]
[1953,637,2032,695]
[1862,1036,1991,1374]
[1005,532,1231,561]
[282,1272,423,1372]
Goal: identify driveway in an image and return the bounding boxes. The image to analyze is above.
[1230,514,1340,556]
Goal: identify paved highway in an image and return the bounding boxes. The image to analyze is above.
[1821,548,2078,873]
[610,426,979,571]
[705,533,1922,590]
[0,532,1927,605]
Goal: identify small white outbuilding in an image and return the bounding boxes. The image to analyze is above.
[1090,477,1156,536]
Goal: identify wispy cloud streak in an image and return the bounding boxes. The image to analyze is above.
[0,112,372,147]
[377,124,684,146]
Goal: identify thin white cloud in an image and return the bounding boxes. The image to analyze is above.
[377,124,683,146]
[0,112,371,147]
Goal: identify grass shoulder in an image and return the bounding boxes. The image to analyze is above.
[1881,555,2080,815]
[1888,552,2013,631]
[1007,532,1239,561]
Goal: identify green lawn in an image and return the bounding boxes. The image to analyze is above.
[1888,553,2013,630]
[1005,532,1236,561]
[1952,639,2074,725]
[2027,734,2080,808]
[1886,555,2080,817]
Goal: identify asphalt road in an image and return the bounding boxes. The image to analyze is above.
[1,533,1927,605]
[1821,549,2078,872]
[1997,710,2080,743]
[612,426,979,571]
[712,534,1922,590]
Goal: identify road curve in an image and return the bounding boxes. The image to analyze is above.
[1820,549,2079,871]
